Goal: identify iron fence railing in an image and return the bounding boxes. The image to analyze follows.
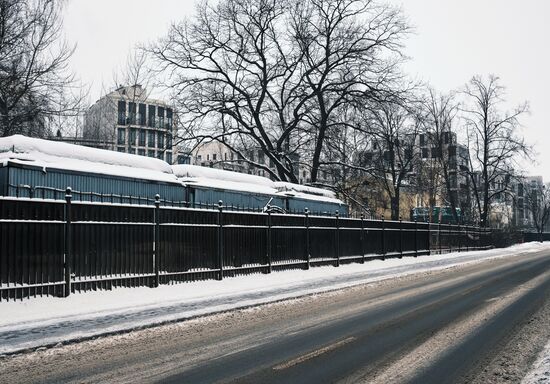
[0,190,500,301]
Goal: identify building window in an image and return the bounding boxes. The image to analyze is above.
[197,155,202,162]
[157,132,164,148]
[148,131,155,147]
[138,148,145,156]
[148,105,155,127]
[158,107,165,129]
[166,108,173,130]
[213,153,217,161]
[166,134,172,149]
[128,148,136,155]
[419,134,425,146]
[178,154,190,164]
[117,101,126,125]
[139,104,146,126]
[148,150,155,158]
[128,102,136,125]
[117,128,125,145]
[207,154,209,161]
[166,152,172,164]
[139,129,146,146]
[157,151,164,160]
[129,128,137,146]
[117,147,125,153]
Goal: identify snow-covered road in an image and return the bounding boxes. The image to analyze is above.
[1,242,548,356]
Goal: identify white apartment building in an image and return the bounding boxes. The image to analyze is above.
[83,85,176,164]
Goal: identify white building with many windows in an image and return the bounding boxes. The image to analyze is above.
[83,85,176,164]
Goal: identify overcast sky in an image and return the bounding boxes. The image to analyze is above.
[64,0,550,179]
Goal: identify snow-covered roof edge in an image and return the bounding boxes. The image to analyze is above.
[0,135,173,175]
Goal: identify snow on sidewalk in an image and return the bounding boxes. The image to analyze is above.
[0,242,548,355]
[522,340,550,384]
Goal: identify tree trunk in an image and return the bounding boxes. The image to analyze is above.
[391,192,400,221]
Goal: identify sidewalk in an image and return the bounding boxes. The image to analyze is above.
[1,242,548,355]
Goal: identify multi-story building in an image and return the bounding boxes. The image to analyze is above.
[417,130,470,211]
[190,141,303,181]
[191,141,246,173]
[510,176,544,229]
[83,85,176,164]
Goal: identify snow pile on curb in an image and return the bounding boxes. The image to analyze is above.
[522,340,550,384]
[0,242,548,355]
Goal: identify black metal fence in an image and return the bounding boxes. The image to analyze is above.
[0,191,495,301]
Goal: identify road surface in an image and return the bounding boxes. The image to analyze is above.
[1,249,549,383]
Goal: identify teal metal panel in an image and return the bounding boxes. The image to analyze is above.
[192,186,285,211]
[4,162,183,203]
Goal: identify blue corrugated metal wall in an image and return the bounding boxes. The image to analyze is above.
[0,167,7,196]
[4,163,183,203]
[192,186,286,211]
[287,197,348,216]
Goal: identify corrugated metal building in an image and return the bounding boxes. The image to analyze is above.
[0,135,183,204]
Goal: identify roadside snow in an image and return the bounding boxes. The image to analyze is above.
[0,242,548,355]
[523,340,550,384]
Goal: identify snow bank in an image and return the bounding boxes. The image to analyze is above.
[0,135,179,184]
[0,242,547,355]
[522,340,550,384]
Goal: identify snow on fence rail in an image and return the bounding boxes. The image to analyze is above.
[0,192,496,301]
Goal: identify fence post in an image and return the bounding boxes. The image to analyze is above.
[360,213,365,264]
[335,210,340,267]
[414,220,418,257]
[154,194,160,287]
[266,204,272,274]
[464,224,470,252]
[458,224,461,252]
[381,215,386,260]
[64,187,72,297]
[217,200,224,280]
[399,216,403,258]
[438,221,442,254]
[305,208,310,270]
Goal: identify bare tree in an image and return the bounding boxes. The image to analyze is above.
[462,75,530,227]
[290,0,410,182]
[83,51,154,145]
[361,99,420,220]
[150,0,307,182]
[525,182,550,238]
[149,0,409,183]
[0,0,84,138]
[316,105,371,213]
[420,88,462,222]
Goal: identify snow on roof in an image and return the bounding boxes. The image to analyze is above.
[0,135,179,184]
[172,164,274,187]
[180,177,277,196]
[274,190,344,205]
[273,181,337,199]
[173,164,344,204]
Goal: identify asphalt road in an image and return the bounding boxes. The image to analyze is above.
[1,249,550,384]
